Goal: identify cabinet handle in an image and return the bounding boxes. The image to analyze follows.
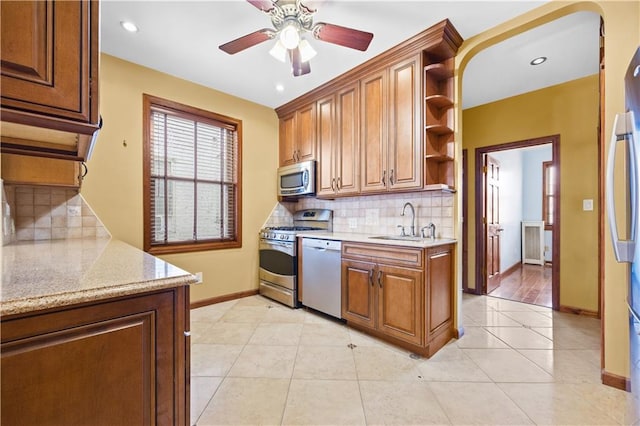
[389,169,395,185]
[294,150,299,162]
[369,269,374,286]
[382,170,386,186]
[377,270,383,288]
[184,331,191,337]
[337,177,341,190]
[331,178,336,192]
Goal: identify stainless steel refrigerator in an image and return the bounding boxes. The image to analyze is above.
[606,46,640,403]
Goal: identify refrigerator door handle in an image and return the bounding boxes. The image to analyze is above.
[628,301,640,324]
[606,111,638,263]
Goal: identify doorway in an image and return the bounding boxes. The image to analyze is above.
[474,136,560,309]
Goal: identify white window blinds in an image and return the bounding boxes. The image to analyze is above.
[149,107,238,246]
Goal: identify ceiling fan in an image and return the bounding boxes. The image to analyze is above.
[219,0,374,77]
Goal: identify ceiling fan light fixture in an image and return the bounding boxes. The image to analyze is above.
[269,40,288,62]
[298,39,317,62]
[280,21,301,49]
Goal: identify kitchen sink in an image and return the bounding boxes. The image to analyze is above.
[369,235,426,242]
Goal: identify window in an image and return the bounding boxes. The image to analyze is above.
[542,161,554,230]
[143,94,242,254]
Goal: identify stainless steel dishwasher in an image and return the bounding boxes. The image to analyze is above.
[301,238,342,318]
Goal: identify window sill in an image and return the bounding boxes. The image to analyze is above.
[146,240,242,255]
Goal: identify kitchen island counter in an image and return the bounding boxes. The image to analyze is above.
[1,238,196,316]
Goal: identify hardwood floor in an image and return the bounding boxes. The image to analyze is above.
[488,263,552,307]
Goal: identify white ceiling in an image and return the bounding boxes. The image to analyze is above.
[100,1,600,110]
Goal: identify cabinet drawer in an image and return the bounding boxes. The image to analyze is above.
[342,242,422,268]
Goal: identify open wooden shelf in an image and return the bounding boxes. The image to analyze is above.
[423,55,455,190]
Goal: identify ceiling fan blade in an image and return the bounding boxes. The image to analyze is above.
[219,29,273,54]
[289,47,311,77]
[299,0,326,13]
[313,22,374,51]
[247,0,275,12]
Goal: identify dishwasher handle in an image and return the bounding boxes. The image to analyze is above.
[302,238,342,251]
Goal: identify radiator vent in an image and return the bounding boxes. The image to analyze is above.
[522,221,545,265]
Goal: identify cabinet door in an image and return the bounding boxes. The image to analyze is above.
[336,82,360,195]
[1,287,190,426]
[316,95,337,197]
[279,112,296,166]
[388,55,422,191]
[342,259,377,329]
[377,264,423,345]
[426,245,453,338]
[360,70,388,193]
[296,103,316,162]
[0,0,98,124]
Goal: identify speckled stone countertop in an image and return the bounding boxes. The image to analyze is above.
[1,238,197,317]
[295,231,457,248]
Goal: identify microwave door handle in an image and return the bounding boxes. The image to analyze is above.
[606,111,638,262]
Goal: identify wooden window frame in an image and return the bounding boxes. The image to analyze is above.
[143,94,242,254]
[542,160,554,231]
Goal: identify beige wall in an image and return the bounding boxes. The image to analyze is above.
[463,75,600,311]
[82,54,279,303]
[455,0,639,381]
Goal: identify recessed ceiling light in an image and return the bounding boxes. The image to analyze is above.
[530,56,547,66]
[275,84,284,93]
[120,21,139,33]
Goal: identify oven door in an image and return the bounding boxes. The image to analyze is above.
[259,240,296,290]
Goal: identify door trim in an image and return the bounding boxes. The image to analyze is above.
[474,135,561,310]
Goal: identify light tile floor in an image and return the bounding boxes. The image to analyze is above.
[190,293,640,425]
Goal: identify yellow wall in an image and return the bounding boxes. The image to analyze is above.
[455,1,639,381]
[463,75,600,311]
[82,54,279,303]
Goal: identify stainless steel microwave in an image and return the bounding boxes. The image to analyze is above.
[277,160,316,197]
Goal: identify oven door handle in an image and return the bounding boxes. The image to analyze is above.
[259,240,294,255]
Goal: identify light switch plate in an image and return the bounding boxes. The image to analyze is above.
[583,199,594,211]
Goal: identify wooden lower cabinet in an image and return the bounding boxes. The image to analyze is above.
[342,242,454,357]
[1,286,190,426]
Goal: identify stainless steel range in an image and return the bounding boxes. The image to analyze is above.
[259,209,332,307]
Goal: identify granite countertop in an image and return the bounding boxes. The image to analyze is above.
[1,238,197,317]
[295,231,457,248]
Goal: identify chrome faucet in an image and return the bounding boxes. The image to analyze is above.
[401,202,416,237]
[421,222,436,240]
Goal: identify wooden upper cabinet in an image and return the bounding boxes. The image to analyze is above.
[279,112,297,166]
[317,83,360,198]
[0,0,100,161]
[296,103,316,162]
[317,95,336,196]
[335,83,360,195]
[388,55,422,190]
[361,55,421,194]
[360,69,388,193]
[279,103,316,166]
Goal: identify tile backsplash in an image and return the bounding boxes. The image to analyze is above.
[2,184,110,244]
[266,191,455,239]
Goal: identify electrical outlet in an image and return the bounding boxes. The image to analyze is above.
[348,218,358,229]
[583,199,594,211]
[194,272,203,284]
